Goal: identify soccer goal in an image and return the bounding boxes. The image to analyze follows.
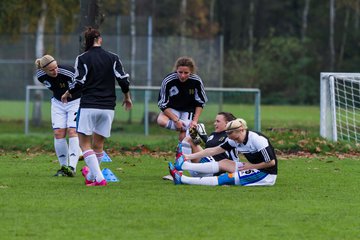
[320,73,360,143]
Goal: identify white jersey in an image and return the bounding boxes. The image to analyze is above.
[220,130,278,175]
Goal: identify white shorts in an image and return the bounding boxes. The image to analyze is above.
[234,169,277,186]
[77,108,114,138]
[51,98,80,129]
[169,109,193,132]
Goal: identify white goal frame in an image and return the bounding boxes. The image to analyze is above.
[25,85,261,135]
[320,72,360,143]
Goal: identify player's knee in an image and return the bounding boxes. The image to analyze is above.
[67,128,77,137]
[54,129,66,139]
[156,115,167,127]
[217,173,235,186]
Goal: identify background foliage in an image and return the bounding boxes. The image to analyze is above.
[1,0,360,104]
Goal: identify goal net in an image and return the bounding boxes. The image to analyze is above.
[320,73,360,143]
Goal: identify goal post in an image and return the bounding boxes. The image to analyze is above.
[25,85,261,135]
[320,73,360,143]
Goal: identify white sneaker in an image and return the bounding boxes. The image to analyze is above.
[162,174,174,181]
[196,123,207,142]
[196,123,207,135]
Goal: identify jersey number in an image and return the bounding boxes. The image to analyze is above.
[73,112,77,122]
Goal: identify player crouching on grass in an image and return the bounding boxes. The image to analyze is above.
[168,118,278,186]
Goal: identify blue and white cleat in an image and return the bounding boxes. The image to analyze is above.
[168,162,182,185]
[174,155,185,171]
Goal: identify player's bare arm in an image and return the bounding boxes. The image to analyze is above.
[185,145,224,160]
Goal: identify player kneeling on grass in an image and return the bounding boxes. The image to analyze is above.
[168,118,278,186]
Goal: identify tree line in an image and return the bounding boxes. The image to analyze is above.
[1,0,359,104]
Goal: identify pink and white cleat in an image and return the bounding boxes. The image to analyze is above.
[81,166,93,185]
[86,179,107,187]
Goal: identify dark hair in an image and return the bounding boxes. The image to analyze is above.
[218,112,236,122]
[173,56,197,73]
[84,27,101,51]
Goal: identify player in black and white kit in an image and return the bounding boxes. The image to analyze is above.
[62,27,132,187]
[35,55,81,177]
[157,57,208,142]
[169,118,278,186]
[180,112,238,177]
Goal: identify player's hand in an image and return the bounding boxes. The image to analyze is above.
[61,90,71,103]
[238,162,251,171]
[122,98,133,111]
[189,120,198,129]
[175,119,184,131]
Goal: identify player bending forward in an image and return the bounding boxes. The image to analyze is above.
[168,118,278,186]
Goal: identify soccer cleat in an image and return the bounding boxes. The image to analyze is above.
[53,168,66,177]
[62,165,76,177]
[196,123,208,142]
[189,126,198,139]
[174,155,185,171]
[162,174,174,181]
[86,179,107,187]
[175,142,183,158]
[168,162,182,185]
[81,166,93,185]
[191,136,202,145]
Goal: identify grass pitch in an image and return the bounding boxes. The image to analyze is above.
[0,151,359,240]
[0,101,359,239]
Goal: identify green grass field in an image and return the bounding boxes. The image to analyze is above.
[0,152,359,239]
[0,100,359,239]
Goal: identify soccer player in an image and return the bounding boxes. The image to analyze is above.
[168,118,278,186]
[35,54,81,177]
[181,112,238,177]
[61,27,132,187]
[157,56,208,142]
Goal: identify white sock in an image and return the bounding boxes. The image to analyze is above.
[54,138,68,166]
[181,140,192,155]
[83,149,104,182]
[181,175,218,186]
[182,161,219,174]
[68,137,80,170]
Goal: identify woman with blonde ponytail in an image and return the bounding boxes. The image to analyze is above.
[35,54,81,177]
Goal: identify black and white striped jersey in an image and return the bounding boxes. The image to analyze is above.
[205,131,238,162]
[158,72,208,113]
[69,46,130,110]
[220,130,278,174]
[36,65,80,102]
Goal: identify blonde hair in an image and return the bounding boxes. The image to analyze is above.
[35,55,55,69]
[226,118,248,131]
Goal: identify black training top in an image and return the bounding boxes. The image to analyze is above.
[157,72,208,113]
[36,65,80,102]
[205,131,238,162]
[69,46,130,110]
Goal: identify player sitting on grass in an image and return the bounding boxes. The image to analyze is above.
[168,118,278,186]
[180,112,238,177]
